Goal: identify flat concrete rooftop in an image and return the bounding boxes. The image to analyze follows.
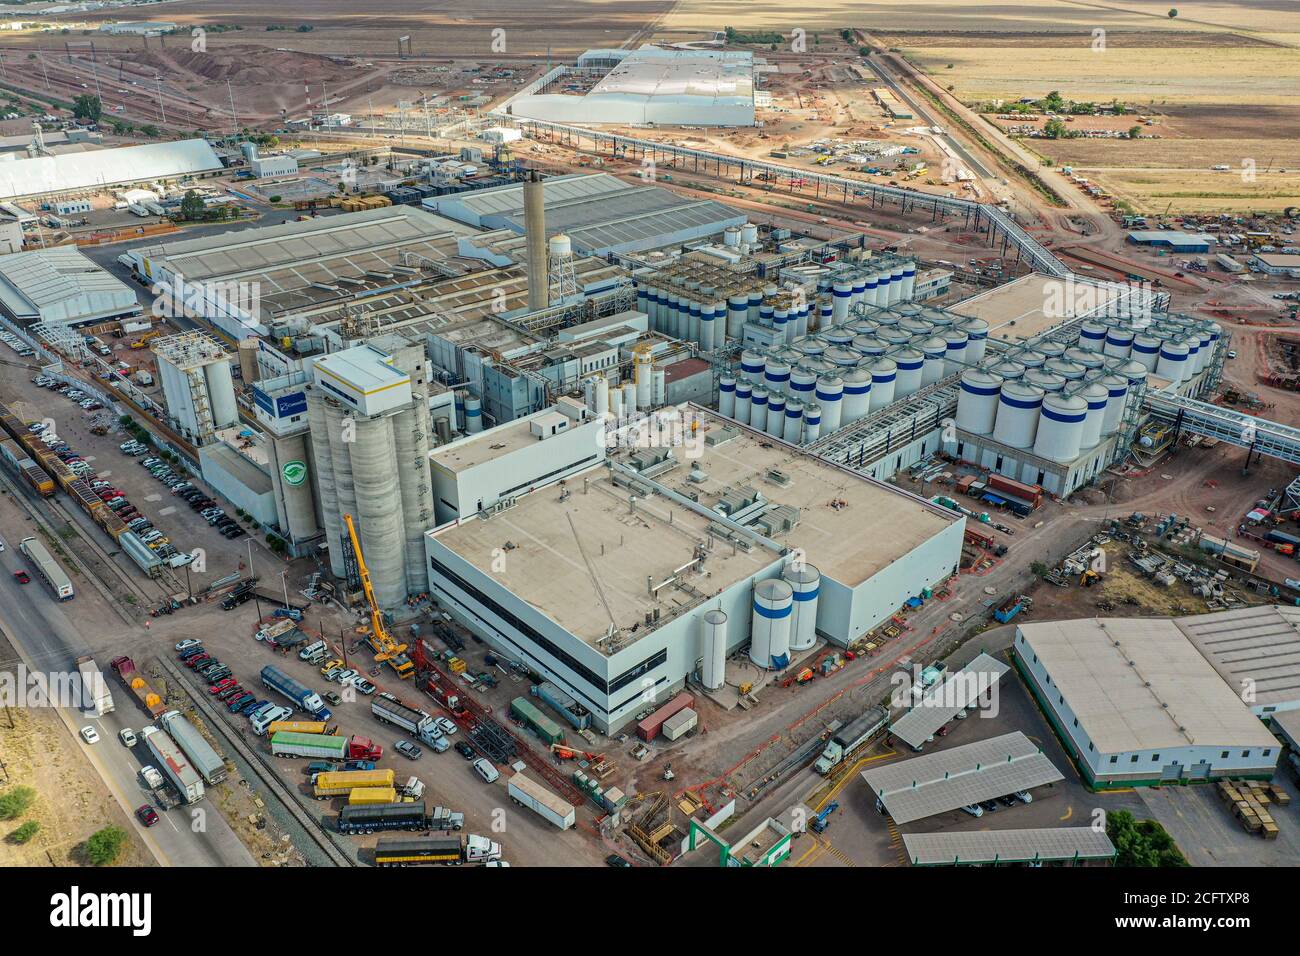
[429,406,955,648]
[951,273,1130,343]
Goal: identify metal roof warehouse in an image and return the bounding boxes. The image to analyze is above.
[901,827,1116,866]
[861,731,1064,825]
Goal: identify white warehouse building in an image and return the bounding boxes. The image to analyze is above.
[425,405,964,732]
[1014,618,1280,788]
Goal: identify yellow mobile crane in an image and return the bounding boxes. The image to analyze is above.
[342,513,414,679]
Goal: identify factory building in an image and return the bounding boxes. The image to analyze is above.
[1171,605,1300,719]
[0,138,222,202]
[0,247,141,328]
[1014,618,1280,788]
[152,332,240,446]
[425,406,963,732]
[1251,253,1300,279]
[429,398,606,524]
[505,47,756,127]
[246,371,324,556]
[422,173,748,257]
[1126,231,1215,253]
[306,341,434,610]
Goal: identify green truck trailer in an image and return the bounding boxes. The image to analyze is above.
[509,697,565,746]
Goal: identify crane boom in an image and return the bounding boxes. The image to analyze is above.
[342,513,414,679]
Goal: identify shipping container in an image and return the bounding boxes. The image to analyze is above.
[159,710,227,785]
[661,707,698,741]
[267,720,331,737]
[509,696,565,746]
[636,692,695,741]
[531,681,591,730]
[985,474,1043,509]
[337,801,430,835]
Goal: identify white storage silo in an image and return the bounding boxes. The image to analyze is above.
[824,346,860,369]
[635,346,654,409]
[944,330,969,374]
[718,375,736,418]
[204,360,239,429]
[749,387,769,430]
[887,264,906,305]
[699,303,718,351]
[789,364,819,407]
[817,299,833,332]
[747,289,763,324]
[687,301,702,345]
[959,319,988,365]
[894,348,924,398]
[1038,341,1065,361]
[1019,350,1046,370]
[621,382,637,418]
[783,564,821,651]
[1100,374,1128,436]
[1131,334,1161,372]
[759,300,774,330]
[823,325,854,346]
[880,327,911,348]
[741,223,759,246]
[869,359,897,411]
[741,349,766,384]
[733,380,752,425]
[465,396,483,433]
[989,360,1025,382]
[956,369,1003,436]
[993,381,1044,450]
[832,280,853,322]
[815,374,844,433]
[803,404,821,443]
[851,276,867,310]
[765,391,786,437]
[783,401,803,443]
[1156,339,1189,384]
[920,337,948,385]
[773,305,790,343]
[900,263,917,301]
[764,353,791,398]
[1064,347,1104,372]
[700,610,728,690]
[727,294,748,341]
[1045,358,1086,382]
[1078,320,1107,352]
[1104,326,1134,359]
[852,335,887,358]
[608,385,623,422]
[1186,335,1203,374]
[653,368,666,407]
[1025,369,1066,395]
[1034,392,1087,462]
[751,579,793,670]
[841,368,872,424]
[1079,382,1109,449]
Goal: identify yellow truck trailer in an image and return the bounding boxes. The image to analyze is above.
[268,720,333,737]
[348,786,399,806]
[312,769,395,799]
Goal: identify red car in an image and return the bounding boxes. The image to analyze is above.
[97,488,124,500]
[13,570,30,584]
[135,805,159,827]
[209,678,238,693]
[184,654,210,669]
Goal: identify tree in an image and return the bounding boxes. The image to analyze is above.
[1168,8,1178,17]
[1030,561,1049,578]
[72,93,102,123]
[0,785,36,820]
[180,189,204,221]
[1042,90,1066,113]
[140,124,160,138]
[858,46,871,57]
[1043,118,1069,139]
[10,821,40,844]
[1127,125,1142,139]
[1106,810,1188,867]
[84,825,128,866]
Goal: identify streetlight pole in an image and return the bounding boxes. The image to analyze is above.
[280,568,290,611]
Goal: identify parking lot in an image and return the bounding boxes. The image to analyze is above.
[157,594,615,868]
[796,655,1149,867]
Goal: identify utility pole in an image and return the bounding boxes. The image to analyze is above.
[227,79,238,137]
[155,76,166,124]
[39,56,50,91]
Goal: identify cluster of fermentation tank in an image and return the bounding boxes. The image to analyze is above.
[717,301,988,445]
[635,255,916,354]
[955,313,1222,464]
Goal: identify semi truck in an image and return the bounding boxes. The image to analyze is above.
[158,710,227,785]
[260,665,331,720]
[270,731,382,761]
[371,695,444,747]
[338,801,466,835]
[814,706,888,775]
[74,655,115,717]
[312,768,396,799]
[507,770,576,830]
[141,725,204,805]
[110,655,167,718]
[372,834,502,866]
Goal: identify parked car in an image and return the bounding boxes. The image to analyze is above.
[352,678,377,696]
[323,691,343,706]
[960,804,984,818]
[454,741,476,760]
[433,716,458,736]
[227,693,255,713]
[394,740,422,761]
[605,854,632,868]
[343,760,376,772]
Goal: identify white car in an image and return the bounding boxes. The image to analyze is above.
[79,726,101,745]
[118,728,137,747]
[433,716,458,736]
[175,639,202,652]
[335,669,359,686]
[960,803,984,818]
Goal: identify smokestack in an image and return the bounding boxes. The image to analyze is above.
[524,170,549,312]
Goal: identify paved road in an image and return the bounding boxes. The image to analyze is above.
[0,503,256,866]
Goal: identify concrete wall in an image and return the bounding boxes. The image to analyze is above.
[198,445,277,527]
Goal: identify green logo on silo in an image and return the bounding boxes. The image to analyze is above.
[282,460,307,486]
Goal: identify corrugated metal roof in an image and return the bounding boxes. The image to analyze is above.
[0,139,221,199]
[862,732,1063,825]
[902,827,1116,865]
[889,652,1011,750]
[0,246,139,324]
[1173,605,1300,709]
